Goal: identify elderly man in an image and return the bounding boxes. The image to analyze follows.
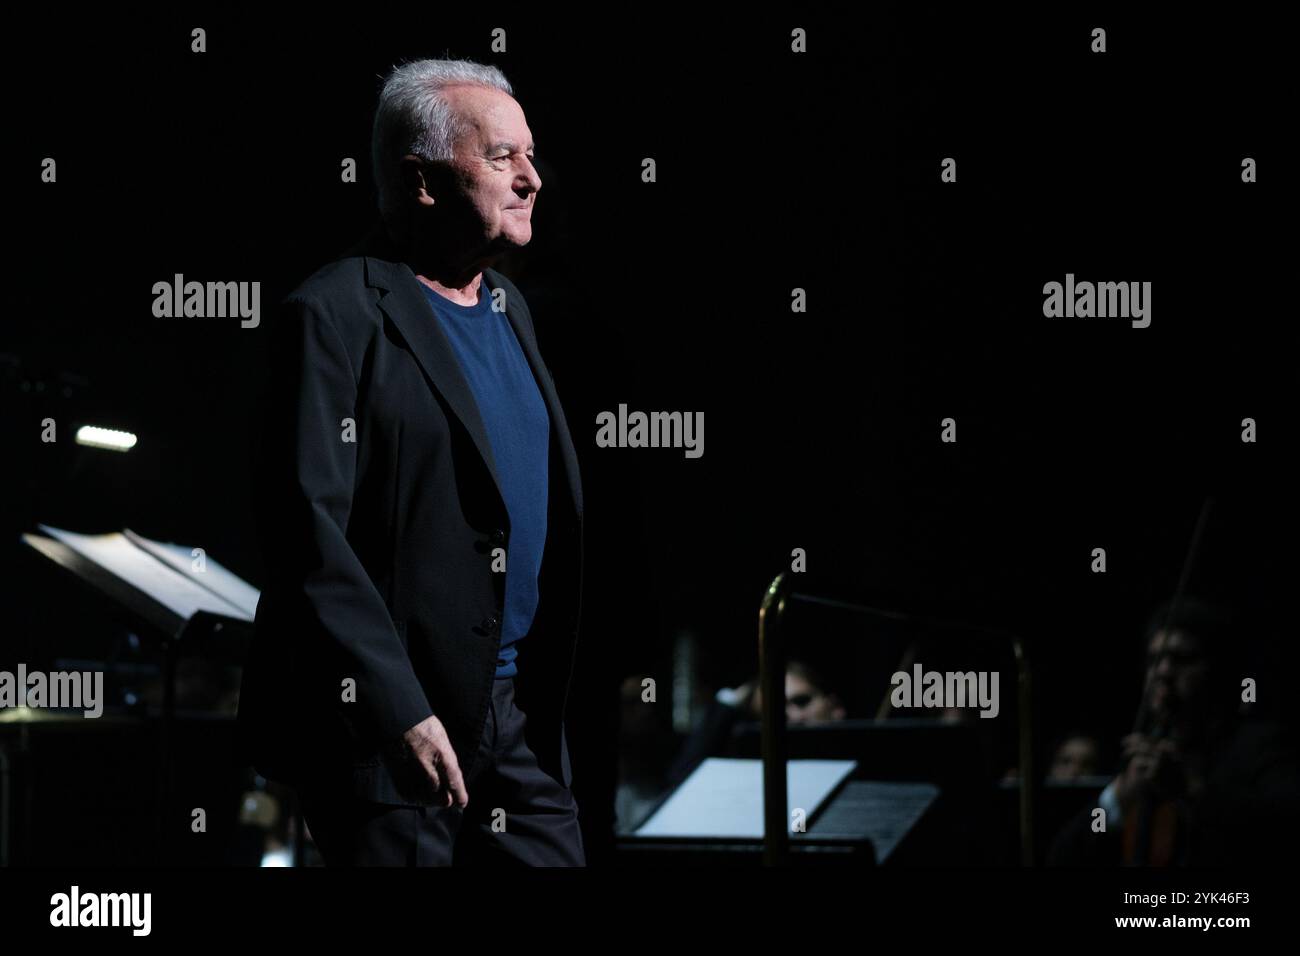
[237,58,586,866]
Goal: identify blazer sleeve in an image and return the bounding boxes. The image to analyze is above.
[260,293,434,749]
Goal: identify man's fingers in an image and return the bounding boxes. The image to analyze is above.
[440,752,468,808]
[419,744,469,808]
[420,755,441,794]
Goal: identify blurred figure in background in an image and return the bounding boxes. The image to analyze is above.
[1049,598,1300,866]
[660,659,847,791]
[1001,731,1106,785]
[615,674,679,832]
[1046,732,1104,782]
[750,659,849,725]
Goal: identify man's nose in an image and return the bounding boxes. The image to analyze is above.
[517,158,542,195]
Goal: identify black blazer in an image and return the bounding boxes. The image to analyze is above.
[236,228,584,805]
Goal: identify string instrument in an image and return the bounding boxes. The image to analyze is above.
[1121,497,1213,866]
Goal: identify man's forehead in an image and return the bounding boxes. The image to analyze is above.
[446,85,532,146]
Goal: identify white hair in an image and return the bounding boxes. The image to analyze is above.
[371,58,515,234]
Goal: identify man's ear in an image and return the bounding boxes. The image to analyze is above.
[398,154,437,207]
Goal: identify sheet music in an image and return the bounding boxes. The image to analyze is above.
[807,780,940,861]
[634,757,857,838]
[36,525,255,623]
[123,528,259,620]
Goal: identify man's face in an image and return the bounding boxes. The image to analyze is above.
[785,672,845,725]
[1048,736,1100,780]
[425,85,541,253]
[1143,628,1209,720]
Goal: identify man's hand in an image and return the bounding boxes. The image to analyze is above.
[733,679,760,718]
[403,714,469,809]
[1115,733,1185,807]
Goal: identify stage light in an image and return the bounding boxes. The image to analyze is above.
[74,425,138,452]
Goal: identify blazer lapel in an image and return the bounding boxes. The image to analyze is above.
[485,270,584,522]
[358,242,582,525]
[363,254,506,512]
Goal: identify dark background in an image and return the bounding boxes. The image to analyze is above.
[2,7,1294,865]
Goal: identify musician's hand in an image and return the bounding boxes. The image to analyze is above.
[734,680,760,717]
[1115,733,1185,807]
[403,714,468,809]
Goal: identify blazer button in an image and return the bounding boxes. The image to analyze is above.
[482,615,499,632]
[490,528,506,545]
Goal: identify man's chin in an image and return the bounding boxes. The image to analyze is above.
[489,231,531,252]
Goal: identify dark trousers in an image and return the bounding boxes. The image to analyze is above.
[298,677,585,866]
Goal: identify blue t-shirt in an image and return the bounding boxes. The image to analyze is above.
[418,279,550,679]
